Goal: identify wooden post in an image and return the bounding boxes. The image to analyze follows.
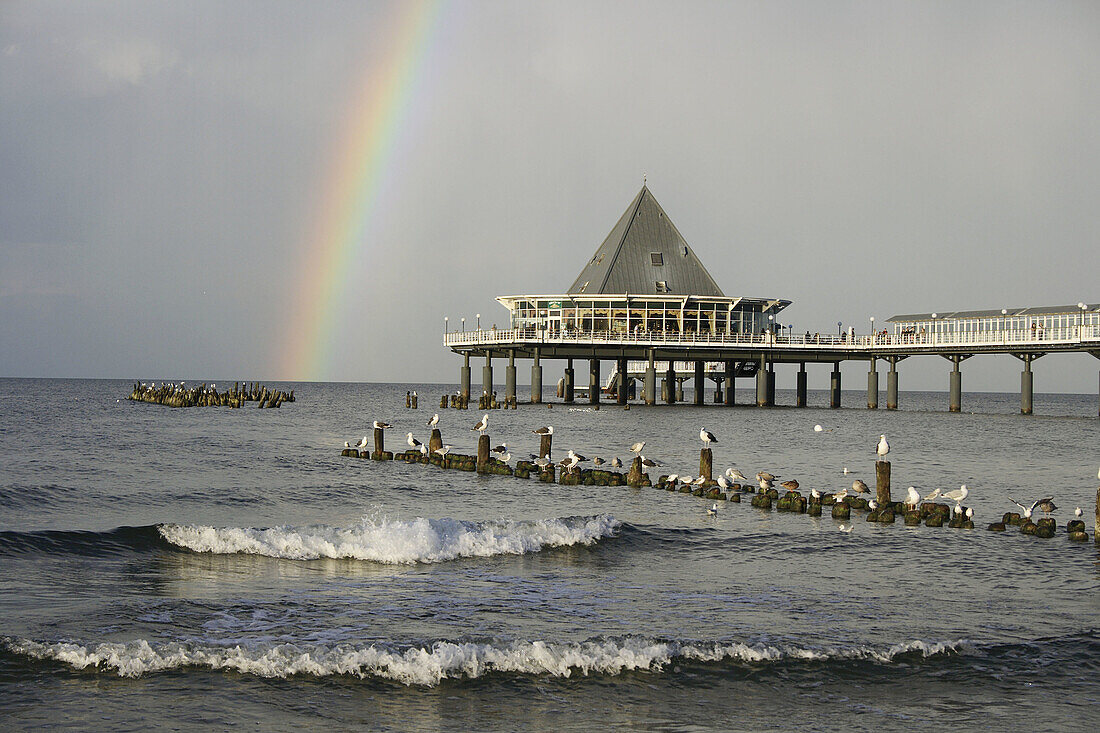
[627,456,643,487]
[372,427,385,460]
[477,434,490,473]
[1095,486,1099,537]
[699,448,712,483]
[428,429,443,454]
[539,433,553,461]
[875,460,891,506]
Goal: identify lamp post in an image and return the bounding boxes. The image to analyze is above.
[931,313,937,346]
[870,316,875,346]
[768,314,774,343]
[1001,308,1007,344]
[461,317,465,332]
[1079,302,1088,339]
[444,316,448,338]
[477,313,481,331]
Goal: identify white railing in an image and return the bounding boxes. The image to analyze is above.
[443,323,1100,351]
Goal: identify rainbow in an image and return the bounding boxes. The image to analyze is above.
[281,1,443,380]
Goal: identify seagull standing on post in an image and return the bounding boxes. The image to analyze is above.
[699,428,718,445]
[427,413,439,428]
[472,414,489,433]
[630,441,645,454]
[877,434,890,461]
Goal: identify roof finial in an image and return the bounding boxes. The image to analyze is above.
[643,173,647,187]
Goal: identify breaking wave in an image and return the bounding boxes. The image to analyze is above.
[3,636,970,686]
[158,514,621,563]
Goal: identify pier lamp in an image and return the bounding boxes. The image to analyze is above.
[461,317,465,332]
[477,313,481,331]
[444,316,448,336]
[869,316,875,344]
[768,313,774,337]
[931,313,937,344]
[1079,302,1088,336]
[1001,309,1007,340]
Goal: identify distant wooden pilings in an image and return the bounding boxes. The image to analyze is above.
[127,381,294,409]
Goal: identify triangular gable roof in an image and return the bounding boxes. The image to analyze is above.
[567,186,725,297]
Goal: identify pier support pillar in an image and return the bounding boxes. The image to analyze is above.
[724,361,735,406]
[482,351,493,402]
[796,363,807,407]
[887,358,899,410]
[665,363,676,404]
[693,361,705,406]
[766,364,776,406]
[505,350,517,405]
[564,359,574,404]
[830,363,842,408]
[1021,357,1034,415]
[589,359,600,404]
[675,379,684,402]
[949,356,963,413]
[530,349,542,404]
[617,357,628,405]
[645,350,656,406]
[756,362,768,407]
[867,359,879,409]
[460,353,471,401]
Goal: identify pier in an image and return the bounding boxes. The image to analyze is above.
[443,186,1099,414]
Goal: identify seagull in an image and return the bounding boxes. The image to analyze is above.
[567,449,588,463]
[640,456,660,468]
[726,468,748,483]
[593,457,605,466]
[699,428,718,445]
[406,433,422,449]
[434,445,451,457]
[491,442,508,455]
[629,441,645,454]
[838,524,853,533]
[706,502,718,516]
[843,467,850,475]
[534,426,554,436]
[1009,498,1038,519]
[1036,497,1057,515]
[693,475,707,486]
[876,434,890,460]
[811,488,821,500]
[472,414,489,432]
[814,424,824,432]
[922,488,941,502]
[344,441,351,449]
[833,489,849,502]
[535,457,551,468]
[965,507,974,520]
[356,436,369,449]
[906,487,921,509]
[953,504,963,516]
[609,457,622,468]
[373,421,392,430]
[869,500,878,511]
[757,472,778,482]
[419,444,429,455]
[666,474,679,485]
[780,480,799,491]
[851,479,869,494]
[942,485,969,505]
[427,414,439,428]
[565,455,581,471]
[499,452,511,464]
[758,477,773,491]
[717,476,730,490]
[1075,507,1083,519]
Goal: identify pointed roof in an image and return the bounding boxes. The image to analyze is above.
[567,186,725,297]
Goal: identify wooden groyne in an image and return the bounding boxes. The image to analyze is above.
[128,382,294,408]
[340,432,1095,544]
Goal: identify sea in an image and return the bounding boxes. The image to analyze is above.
[1,378,1097,732]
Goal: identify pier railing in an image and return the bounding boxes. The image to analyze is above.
[444,324,1100,352]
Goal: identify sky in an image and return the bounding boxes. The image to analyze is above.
[2,0,1098,393]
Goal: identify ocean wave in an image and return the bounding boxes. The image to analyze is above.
[3,636,971,686]
[158,514,621,563]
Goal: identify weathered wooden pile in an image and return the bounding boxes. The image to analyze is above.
[128,381,294,409]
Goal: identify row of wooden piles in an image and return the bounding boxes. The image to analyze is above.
[436,393,519,410]
[127,382,294,409]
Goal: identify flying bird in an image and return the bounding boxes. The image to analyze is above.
[427,414,439,428]
[699,428,718,445]
[472,414,489,432]
[876,434,890,460]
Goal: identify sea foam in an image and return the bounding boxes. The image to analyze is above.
[6,636,970,686]
[158,514,620,563]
